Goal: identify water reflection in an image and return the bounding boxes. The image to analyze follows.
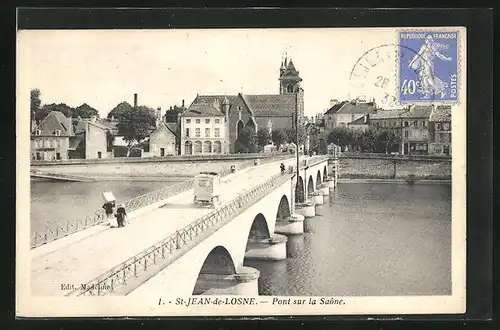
[246,182,452,296]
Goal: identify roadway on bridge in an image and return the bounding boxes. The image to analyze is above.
[31,156,311,296]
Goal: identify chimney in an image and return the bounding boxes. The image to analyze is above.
[182,99,185,108]
[134,93,138,108]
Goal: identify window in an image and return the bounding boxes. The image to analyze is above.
[54,129,61,136]
[437,123,442,130]
[185,128,190,137]
[404,130,409,138]
[287,85,294,93]
[423,121,427,128]
[195,128,200,137]
[214,128,220,137]
[56,152,61,160]
[205,119,210,124]
[35,129,41,136]
[205,128,210,137]
[442,122,450,131]
[47,140,53,148]
[195,119,200,124]
[215,119,220,124]
[404,121,409,127]
[36,152,41,160]
[186,119,191,124]
[56,140,61,148]
[413,120,418,127]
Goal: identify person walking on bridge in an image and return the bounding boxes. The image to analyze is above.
[102,201,115,226]
[115,204,127,228]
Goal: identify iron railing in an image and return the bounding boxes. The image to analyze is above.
[29,156,294,249]
[30,164,250,249]
[67,171,294,296]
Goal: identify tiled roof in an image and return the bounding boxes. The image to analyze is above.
[194,93,297,117]
[98,118,119,134]
[348,116,368,125]
[370,105,433,120]
[165,122,179,135]
[336,101,377,115]
[182,102,224,117]
[429,105,452,122]
[242,94,296,116]
[33,111,73,136]
[325,101,348,115]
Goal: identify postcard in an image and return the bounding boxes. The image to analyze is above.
[16,26,466,317]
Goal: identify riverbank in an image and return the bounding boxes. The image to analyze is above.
[338,178,451,184]
[30,155,293,181]
[338,155,451,180]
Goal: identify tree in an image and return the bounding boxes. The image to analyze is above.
[327,127,351,149]
[116,105,156,156]
[107,101,134,120]
[235,126,258,153]
[30,89,41,120]
[359,129,378,152]
[376,129,400,154]
[164,105,185,123]
[271,129,285,147]
[74,103,99,118]
[38,103,74,121]
[257,128,270,149]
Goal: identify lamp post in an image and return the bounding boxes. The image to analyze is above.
[293,110,300,203]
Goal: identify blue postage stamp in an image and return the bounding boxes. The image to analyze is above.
[398,30,459,104]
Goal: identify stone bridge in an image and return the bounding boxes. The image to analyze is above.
[31,155,339,297]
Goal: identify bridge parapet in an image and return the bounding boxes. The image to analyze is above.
[31,155,300,249]
[66,171,294,297]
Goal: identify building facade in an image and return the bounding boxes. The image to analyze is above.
[369,105,432,155]
[323,100,377,130]
[180,101,229,155]
[192,56,305,153]
[31,111,73,160]
[429,105,452,156]
[149,122,177,156]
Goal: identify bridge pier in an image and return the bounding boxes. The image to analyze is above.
[309,191,324,205]
[295,200,316,218]
[319,184,330,196]
[193,266,260,296]
[275,214,305,235]
[245,234,288,260]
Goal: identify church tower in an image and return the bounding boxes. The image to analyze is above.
[279,55,302,95]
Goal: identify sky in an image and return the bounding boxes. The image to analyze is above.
[18,28,400,118]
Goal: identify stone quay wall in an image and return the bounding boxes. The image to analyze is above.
[31,153,294,181]
[338,154,451,180]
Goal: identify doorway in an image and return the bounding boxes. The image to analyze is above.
[97,151,102,159]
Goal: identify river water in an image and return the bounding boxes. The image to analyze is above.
[30,180,176,233]
[246,182,452,296]
[31,180,451,296]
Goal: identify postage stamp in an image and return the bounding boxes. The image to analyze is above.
[397,29,460,104]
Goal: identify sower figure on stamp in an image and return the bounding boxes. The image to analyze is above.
[115,204,127,228]
[408,35,452,99]
[102,201,116,227]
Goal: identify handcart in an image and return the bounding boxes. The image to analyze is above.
[193,172,221,207]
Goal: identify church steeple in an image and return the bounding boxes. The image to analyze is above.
[279,55,302,95]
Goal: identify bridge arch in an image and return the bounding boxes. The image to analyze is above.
[295,176,305,202]
[276,195,291,221]
[323,165,328,180]
[247,213,271,241]
[316,170,322,185]
[307,175,314,194]
[192,246,236,295]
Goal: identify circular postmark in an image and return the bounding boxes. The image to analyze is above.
[349,44,435,109]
